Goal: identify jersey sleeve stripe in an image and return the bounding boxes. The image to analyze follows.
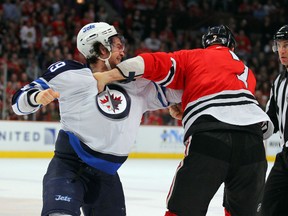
[152,82,169,107]
[34,78,50,90]
[155,58,176,86]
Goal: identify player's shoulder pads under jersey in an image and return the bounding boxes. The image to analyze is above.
[42,60,88,82]
[96,84,131,120]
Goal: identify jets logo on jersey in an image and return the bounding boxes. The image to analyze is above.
[96,84,131,119]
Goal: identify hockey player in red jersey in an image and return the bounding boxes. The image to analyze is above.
[94,25,274,216]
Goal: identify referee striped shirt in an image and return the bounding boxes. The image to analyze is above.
[266,69,288,147]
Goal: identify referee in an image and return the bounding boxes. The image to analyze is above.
[261,25,288,216]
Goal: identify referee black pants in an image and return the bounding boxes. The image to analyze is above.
[261,147,288,216]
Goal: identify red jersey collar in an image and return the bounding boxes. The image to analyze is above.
[206,45,229,50]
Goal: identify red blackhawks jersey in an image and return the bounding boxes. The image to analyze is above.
[117,45,273,139]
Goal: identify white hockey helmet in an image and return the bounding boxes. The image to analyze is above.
[77,22,118,58]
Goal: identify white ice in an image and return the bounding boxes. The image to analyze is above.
[0,159,273,216]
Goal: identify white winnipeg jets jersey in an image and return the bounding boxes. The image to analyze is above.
[12,60,182,173]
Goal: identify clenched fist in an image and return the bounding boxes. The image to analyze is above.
[168,103,183,120]
[36,89,60,106]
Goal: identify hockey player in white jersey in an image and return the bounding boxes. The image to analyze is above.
[11,22,182,216]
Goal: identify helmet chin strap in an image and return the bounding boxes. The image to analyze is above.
[98,52,112,70]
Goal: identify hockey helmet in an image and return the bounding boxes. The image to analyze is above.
[272,25,288,52]
[202,25,236,49]
[77,22,118,58]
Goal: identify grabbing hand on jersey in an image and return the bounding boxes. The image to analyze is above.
[93,72,107,93]
[93,68,127,92]
[168,103,183,120]
[36,89,60,106]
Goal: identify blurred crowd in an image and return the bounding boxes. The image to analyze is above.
[0,0,287,126]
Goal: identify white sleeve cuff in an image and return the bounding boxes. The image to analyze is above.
[29,91,40,106]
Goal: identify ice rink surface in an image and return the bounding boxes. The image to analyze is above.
[0,158,274,216]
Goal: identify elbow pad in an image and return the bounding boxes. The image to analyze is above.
[262,120,274,140]
[116,56,145,79]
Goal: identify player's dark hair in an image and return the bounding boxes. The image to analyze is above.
[86,42,103,64]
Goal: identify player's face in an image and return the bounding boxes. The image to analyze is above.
[276,40,288,67]
[109,36,125,68]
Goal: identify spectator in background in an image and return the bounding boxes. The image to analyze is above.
[235,29,251,61]
[253,1,268,20]
[8,73,19,91]
[37,9,52,36]
[2,0,21,23]
[144,31,161,51]
[97,5,108,22]
[131,9,145,42]
[134,41,151,56]
[159,26,175,51]
[3,20,21,54]
[20,0,35,20]
[51,13,66,38]
[41,29,59,51]
[7,53,23,78]
[19,72,30,86]
[25,59,40,81]
[19,19,36,55]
